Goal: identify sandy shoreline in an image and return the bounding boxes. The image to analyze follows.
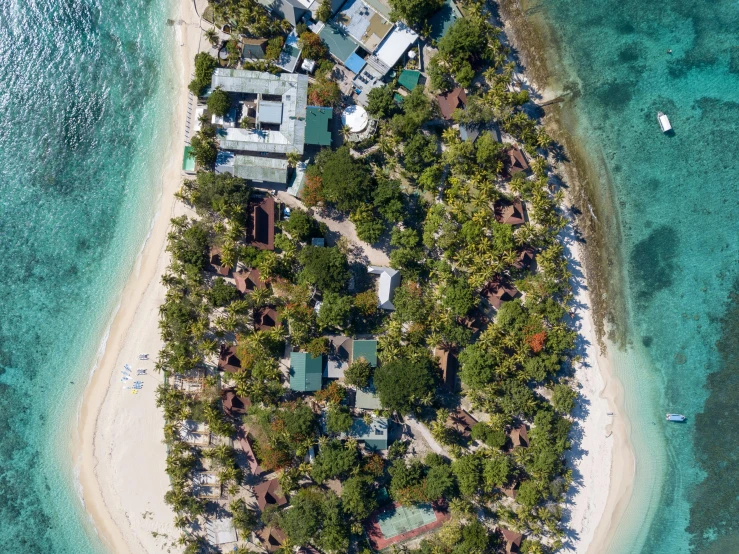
[75,0,202,552]
[496,2,637,552]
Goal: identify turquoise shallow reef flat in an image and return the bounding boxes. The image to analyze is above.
[0,0,175,551]
[525,0,739,552]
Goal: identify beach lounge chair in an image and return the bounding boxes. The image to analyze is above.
[138,354,149,360]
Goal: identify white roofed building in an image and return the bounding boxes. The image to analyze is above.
[368,266,400,310]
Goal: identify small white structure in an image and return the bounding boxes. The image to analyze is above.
[342,105,369,133]
[658,111,672,133]
[206,517,238,546]
[368,266,401,310]
[301,58,317,74]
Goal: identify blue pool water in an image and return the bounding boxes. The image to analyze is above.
[0,0,176,551]
[526,0,739,551]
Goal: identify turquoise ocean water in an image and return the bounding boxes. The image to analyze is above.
[0,0,176,551]
[525,0,739,552]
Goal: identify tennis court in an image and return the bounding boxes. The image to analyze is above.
[377,504,437,539]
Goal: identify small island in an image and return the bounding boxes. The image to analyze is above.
[163,0,584,552]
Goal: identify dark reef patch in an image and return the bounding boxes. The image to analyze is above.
[629,226,679,305]
[688,282,739,552]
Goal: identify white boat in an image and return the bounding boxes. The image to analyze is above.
[658,111,672,132]
[666,413,686,422]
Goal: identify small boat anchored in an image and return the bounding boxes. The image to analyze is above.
[658,111,672,133]
[666,413,686,422]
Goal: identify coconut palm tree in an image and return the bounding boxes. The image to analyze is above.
[340,125,352,141]
[205,28,219,47]
[286,151,301,168]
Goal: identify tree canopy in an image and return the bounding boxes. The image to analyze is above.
[298,246,349,293]
[374,355,436,414]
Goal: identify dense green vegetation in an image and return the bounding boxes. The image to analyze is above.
[160,1,582,552]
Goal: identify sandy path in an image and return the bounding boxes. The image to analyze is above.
[75,1,204,552]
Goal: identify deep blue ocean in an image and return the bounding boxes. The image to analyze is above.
[527,0,739,552]
[0,0,175,551]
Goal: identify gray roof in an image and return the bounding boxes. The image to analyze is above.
[258,101,284,125]
[368,266,400,310]
[211,69,308,154]
[217,154,290,183]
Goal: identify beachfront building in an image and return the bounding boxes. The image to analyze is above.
[481,276,519,310]
[436,87,467,120]
[289,351,324,392]
[210,69,309,188]
[354,379,383,410]
[500,528,524,554]
[368,265,400,310]
[324,336,352,379]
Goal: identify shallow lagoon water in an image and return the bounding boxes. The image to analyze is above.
[0,0,175,551]
[527,0,739,551]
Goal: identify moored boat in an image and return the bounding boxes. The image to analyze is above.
[666,413,686,422]
[658,111,672,132]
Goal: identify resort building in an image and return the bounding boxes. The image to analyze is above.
[257,526,287,553]
[481,276,519,310]
[305,106,334,147]
[504,145,530,176]
[354,379,383,410]
[344,416,390,450]
[236,428,261,475]
[254,306,279,331]
[289,351,324,392]
[500,528,524,554]
[507,422,529,449]
[254,478,288,510]
[368,265,401,310]
[324,336,353,379]
[208,246,232,276]
[446,408,477,440]
[494,198,527,226]
[246,196,276,250]
[234,267,265,294]
[513,246,536,270]
[222,389,250,418]
[352,338,378,367]
[433,346,459,391]
[436,87,467,120]
[218,344,242,373]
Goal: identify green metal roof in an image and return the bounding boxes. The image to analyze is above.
[289,352,324,392]
[182,146,196,172]
[355,380,382,410]
[305,106,333,146]
[352,339,377,367]
[398,70,421,92]
[348,417,389,450]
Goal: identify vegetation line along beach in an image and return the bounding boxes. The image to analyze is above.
[78,0,623,553]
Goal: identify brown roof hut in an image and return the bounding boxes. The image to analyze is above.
[236,428,261,475]
[254,306,279,331]
[494,199,526,226]
[500,528,523,554]
[218,344,242,373]
[209,247,232,276]
[508,423,529,449]
[254,478,288,511]
[504,146,530,177]
[446,408,478,440]
[457,309,488,335]
[257,526,287,553]
[513,247,536,270]
[434,346,459,392]
[248,196,275,250]
[436,87,467,120]
[222,389,250,417]
[481,277,518,310]
[234,267,265,294]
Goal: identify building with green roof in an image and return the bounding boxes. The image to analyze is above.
[354,379,382,410]
[398,70,421,92]
[352,339,378,367]
[346,416,389,450]
[289,352,324,392]
[305,107,333,147]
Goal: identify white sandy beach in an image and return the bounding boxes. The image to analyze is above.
[561,233,635,554]
[75,0,204,552]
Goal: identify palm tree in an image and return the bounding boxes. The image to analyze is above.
[340,125,352,141]
[205,28,219,47]
[286,151,301,168]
